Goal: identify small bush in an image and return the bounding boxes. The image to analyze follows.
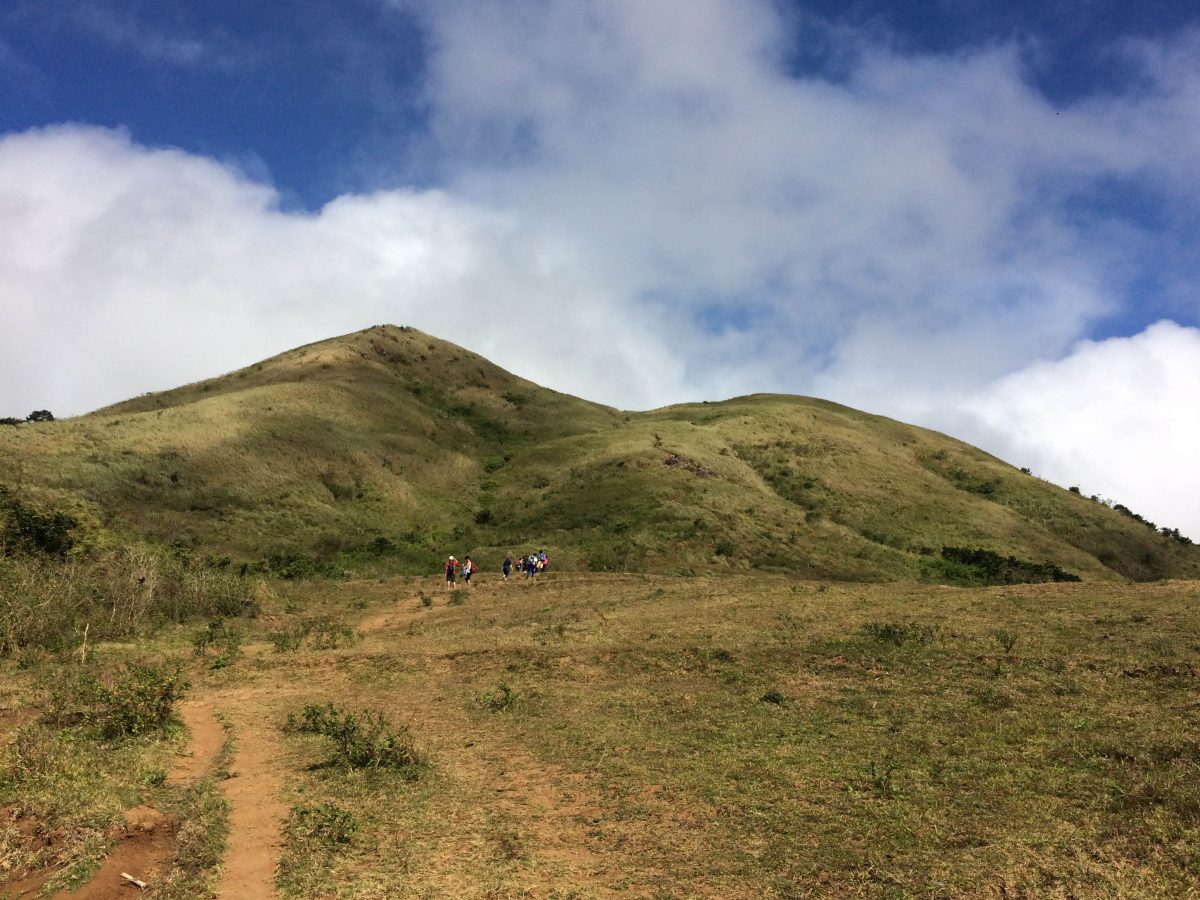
[861,622,938,647]
[760,688,786,705]
[992,629,1019,654]
[269,627,307,653]
[268,618,357,652]
[714,539,735,557]
[478,683,516,712]
[93,663,189,738]
[925,547,1080,586]
[307,617,359,651]
[192,619,243,669]
[0,486,78,557]
[285,703,422,771]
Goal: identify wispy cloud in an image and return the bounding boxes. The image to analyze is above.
[66,4,256,73]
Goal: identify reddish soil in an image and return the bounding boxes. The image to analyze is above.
[49,806,173,900]
[210,691,288,899]
[171,699,225,784]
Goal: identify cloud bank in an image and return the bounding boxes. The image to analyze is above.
[1,0,1198,535]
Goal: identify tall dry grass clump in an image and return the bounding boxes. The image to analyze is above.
[1,486,258,653]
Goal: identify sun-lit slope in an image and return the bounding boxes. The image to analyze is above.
[0,326,620,559]
[2,325,1196,581]
[482,394,1199,580]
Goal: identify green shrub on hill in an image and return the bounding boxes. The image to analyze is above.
[921,547,1081,586]
[0,485,78,557]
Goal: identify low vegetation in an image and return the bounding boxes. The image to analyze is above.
[0,326,1194,584]
[2,325,1199,895]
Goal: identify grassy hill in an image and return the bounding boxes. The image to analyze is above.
[2,324,1196,582]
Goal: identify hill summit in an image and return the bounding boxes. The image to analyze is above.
[3,324,1196,582]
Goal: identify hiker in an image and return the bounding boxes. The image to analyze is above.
[526,553,538,578]
[539,550,548,573]
[444,555,459,591]
[463,555,475,585]
[502,554,512,580]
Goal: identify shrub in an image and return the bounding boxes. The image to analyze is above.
[992,629,1019,654]
[0,486,78,557]
[93,663,188,738]
[926,547,1080,586]
[760,688,786,705]
[192,619,243,669]
[368,536,397,556]
[714,539,735,557]
[861,622,938,647]
[285,703,423,771]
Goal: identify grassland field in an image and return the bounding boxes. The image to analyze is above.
[3,570,1198,898]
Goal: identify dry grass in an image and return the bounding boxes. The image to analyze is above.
[131,571,1198,898]
[2,326,1196,583]
[4,572,1199,895]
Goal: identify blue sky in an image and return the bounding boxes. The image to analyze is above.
[2,0,1199,535]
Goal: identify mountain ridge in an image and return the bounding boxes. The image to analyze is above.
[2,324,1196,582]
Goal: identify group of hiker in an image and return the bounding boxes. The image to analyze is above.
[443,551,548,589]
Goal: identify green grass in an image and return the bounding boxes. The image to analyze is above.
[2,326,1196,584]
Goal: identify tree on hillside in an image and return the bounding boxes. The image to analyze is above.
[0,417,21,427]
[26,410,54,422]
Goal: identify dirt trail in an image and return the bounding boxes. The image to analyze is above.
[38,696,226,899]
[52,807,173,900]
[208,688,289,899]
[172,699,225,783]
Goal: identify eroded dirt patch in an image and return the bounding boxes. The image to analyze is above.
[49,806,174,900]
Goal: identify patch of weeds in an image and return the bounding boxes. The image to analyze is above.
[268,617,359,653]
[290,802,358,846]
[192,619,242,669]
[991,628,1019,654]
[975,685,1017,710]
[420,593,433,609]
[478,683,517,712]
[759,688,786,705]
[859,760,901,799]
[448,592,466,606]
[1051,679,1083,697]
[285,703,424,773]
[306,617,360,651]
[156,774,230,897]
[492,827,525,861]
[269,626,307,653]
[860,622,938,648]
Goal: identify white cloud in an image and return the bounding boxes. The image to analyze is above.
[955,321,1200,539]
[1,0,1199,539]
[0,125,679,417]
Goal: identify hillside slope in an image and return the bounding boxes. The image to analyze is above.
[2,324,1196,582]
